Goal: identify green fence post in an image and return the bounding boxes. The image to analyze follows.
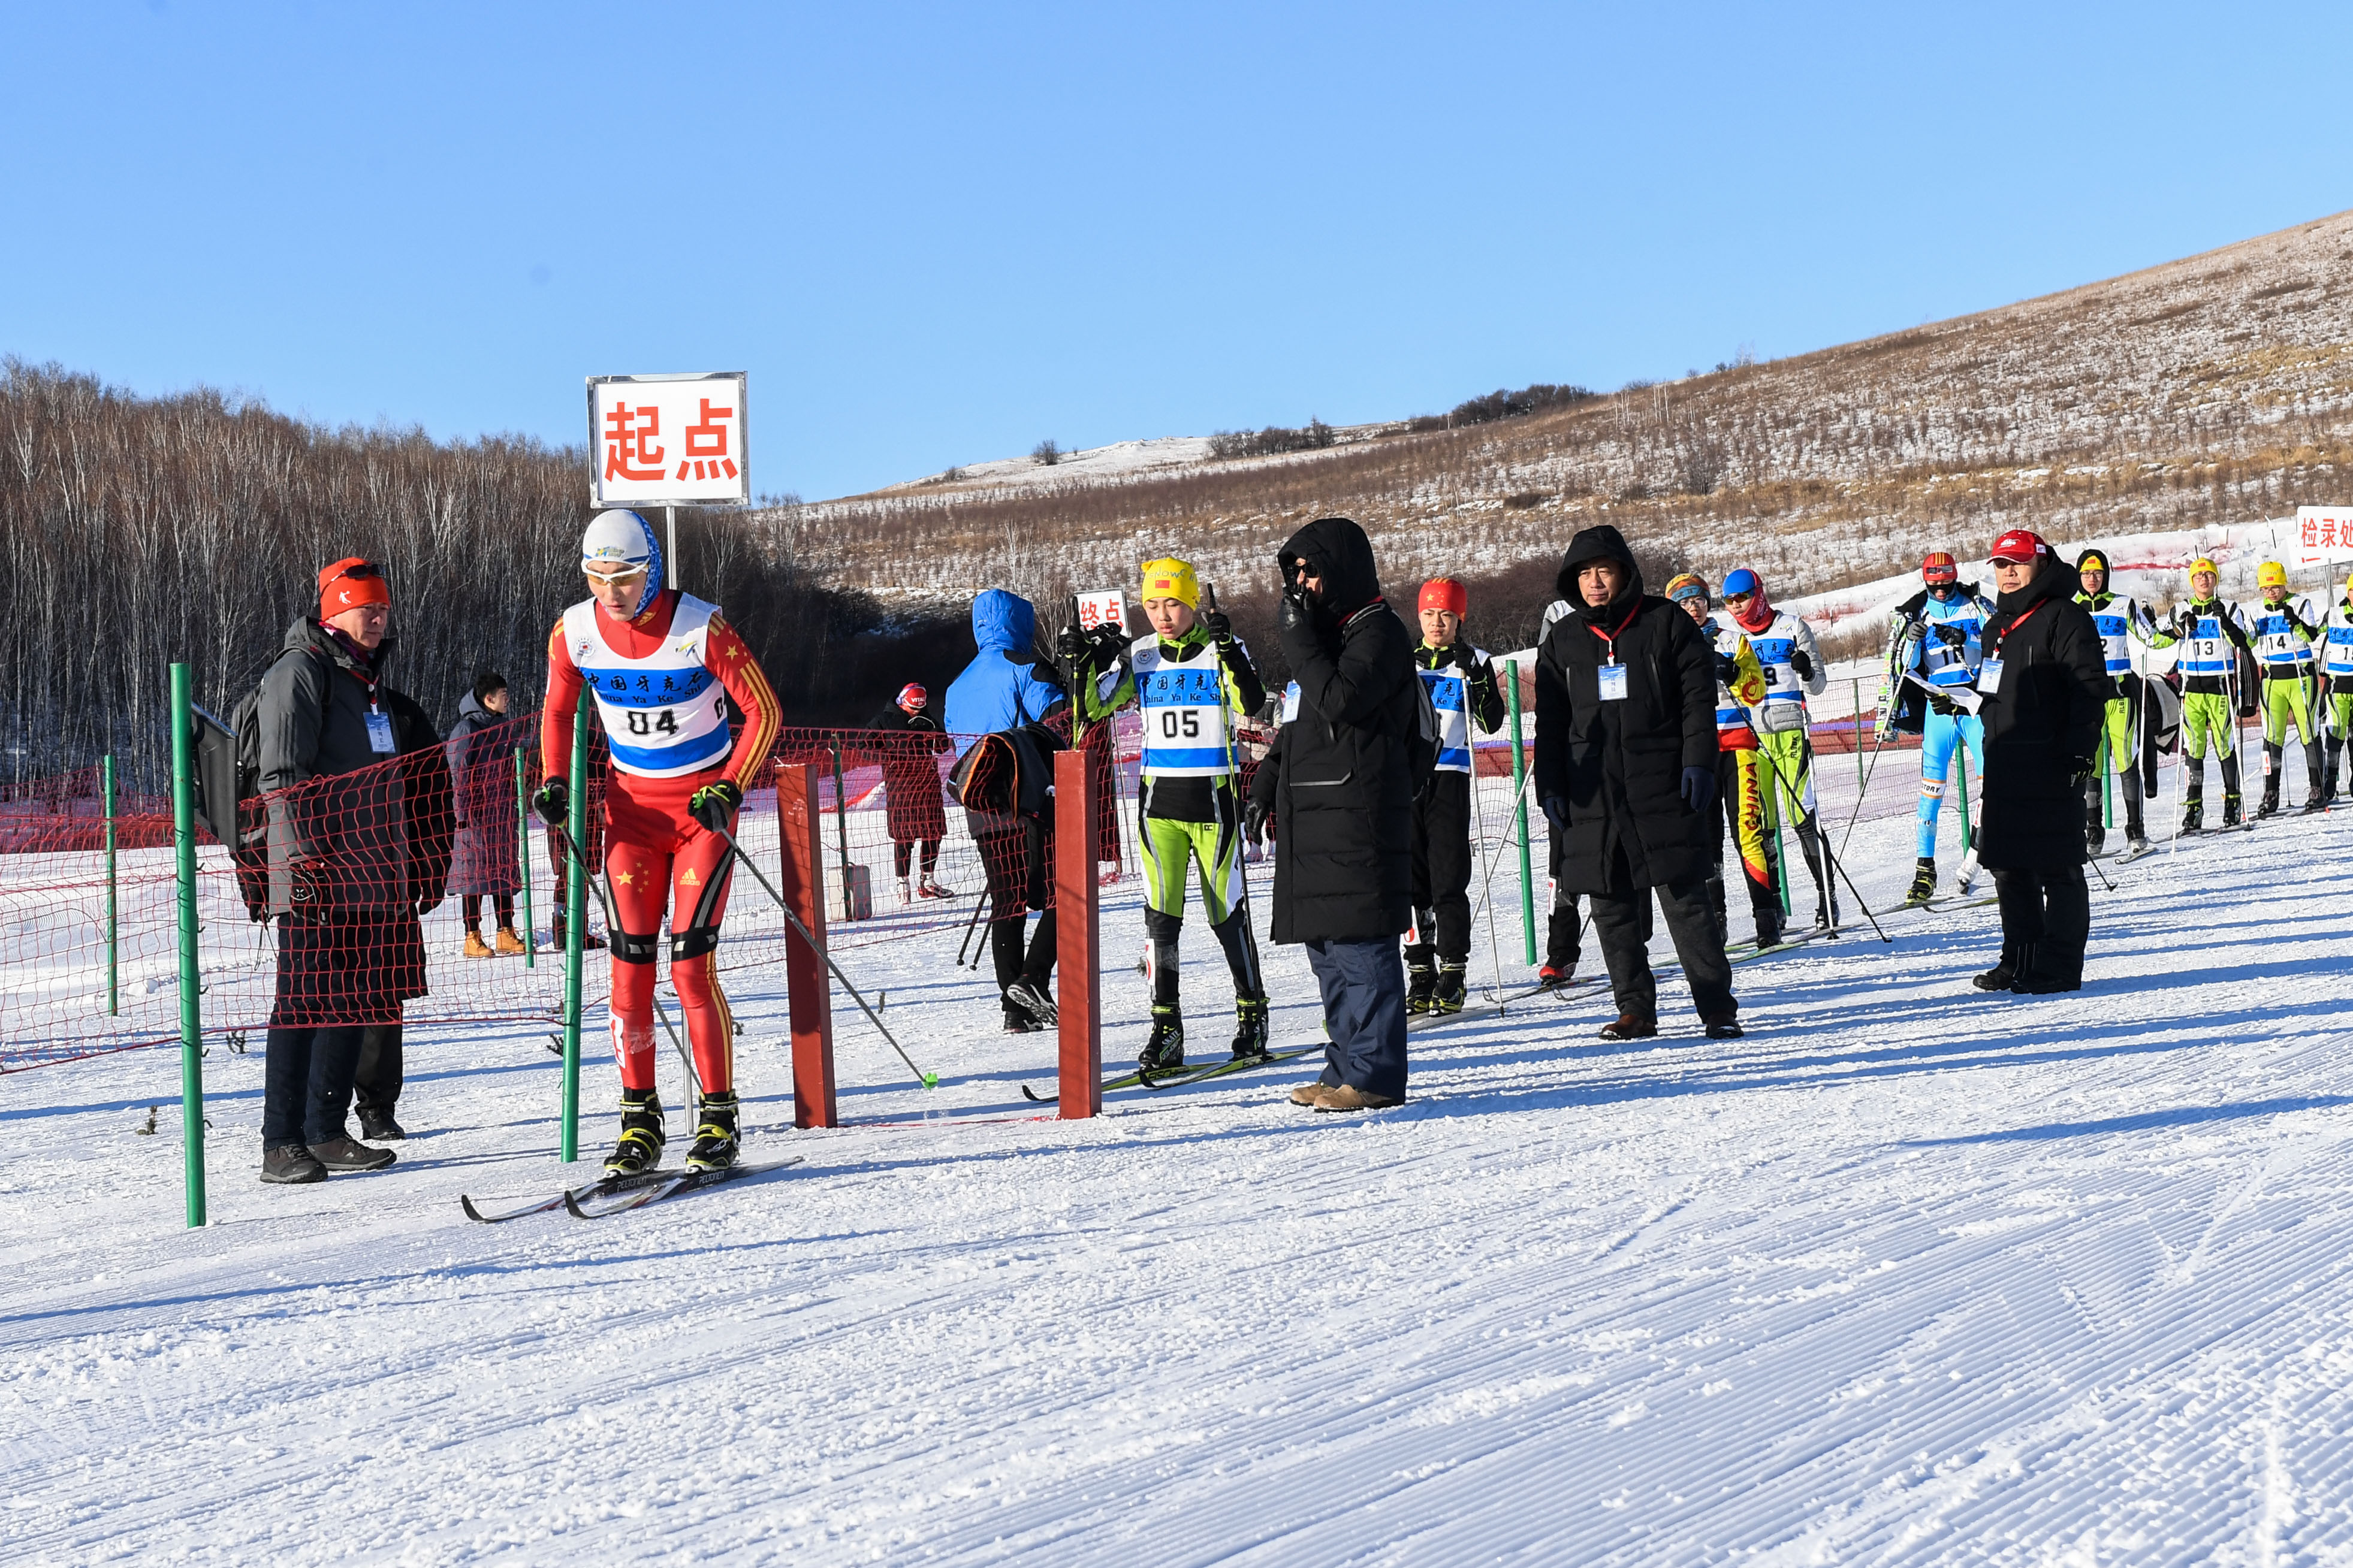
[515,746,536,969]
[2099,729,2113,829]
[104,753,120,1016]
[1852,678,1865,791]
[561,702,587,1162]
[1506,659,1536,966]
[1956,749,1975,856]
[169,666,206,1228]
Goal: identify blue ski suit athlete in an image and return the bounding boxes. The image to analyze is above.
[1902,583,1996,859]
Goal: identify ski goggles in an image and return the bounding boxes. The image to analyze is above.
[583,556,651,584]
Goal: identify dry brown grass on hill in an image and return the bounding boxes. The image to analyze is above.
[782,209,2353,618]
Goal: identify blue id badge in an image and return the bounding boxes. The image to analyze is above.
[1598,663,1629,702]
[1977,657,2003,695]
[365,711,397,753]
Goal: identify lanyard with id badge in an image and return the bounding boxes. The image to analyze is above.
[1591,603,1639,703]
[364,682,396,753]
[1980,602,2043,698]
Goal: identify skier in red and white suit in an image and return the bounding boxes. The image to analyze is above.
[535,509,782,1175]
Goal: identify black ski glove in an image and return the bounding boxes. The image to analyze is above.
[1087,621,1127,661]
[2068,754,2098,784]
[1244,798,1271,841]
[1539,792,1571,832]
[1790,649,1815,681]
[1277,586,1314,641]
[1200,606,1232,643]
[1932,623,1967,648]
[289,857,330,910]
[689,778,742,832]
[532,778,568,827]
[1055,623,1088,665]
[1714,651,1740,686]
[1679,766,1715,813]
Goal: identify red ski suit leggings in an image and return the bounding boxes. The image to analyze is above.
[602,767,736,1095]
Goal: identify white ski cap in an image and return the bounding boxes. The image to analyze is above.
[581,509,657,581]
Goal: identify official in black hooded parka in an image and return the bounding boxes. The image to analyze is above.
[1266,516,1419,1110]
[1534,525,1740,1039]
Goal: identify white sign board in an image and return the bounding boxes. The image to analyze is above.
[587,372,750,508]
[2295,505,2352,568]
[1076,590,1129,638]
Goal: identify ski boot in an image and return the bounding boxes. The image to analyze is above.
[918,874,952,899]
[1754,905,1784,951]
[1536,961,1576,990]
[2256,780,2280,820]
[2124,832,2152,857]
[2222,792,2243,829]
[1230,996,1270,1062]
[1431,962,1467,1016]
[898,876,913,906]
[1004,978,1057,1026]
[2179,799,2204,835]
[686,1091,739,1172]
[1405,956,1437,1016]
[1903,857,1937,907]
[2301,793,2328,814]
[1140,1005,1185,1074]
[604,1087,666,1177]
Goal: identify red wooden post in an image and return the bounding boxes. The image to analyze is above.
[1055,748,1102,1117]
[775,762,837,1129]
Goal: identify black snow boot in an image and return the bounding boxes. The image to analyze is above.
[1140,1005,1185,1073]
[686,1091,740,1172]
[1754,901,1785,951]
[1972,952,2018,992]
[1904,857,1937,907]
[1004,977,1057,1026]
[1405,954,1437,1016]
[605,1087,666,1177]
[1431,962,1467,1015]
[1230,996,1270,1062]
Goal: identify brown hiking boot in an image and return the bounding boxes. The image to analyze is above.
[1313,1083,1404,1113]
[1598,1014,1658,1041]
[1289,1080,1328,1107]
[463,930,494,959]
[309,1136,396,1172]
[494,926,527,956]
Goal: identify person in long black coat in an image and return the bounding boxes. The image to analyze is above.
[1973,530,2107,993]
[1534,525,1740,1039]
[1269,516,1419,1111]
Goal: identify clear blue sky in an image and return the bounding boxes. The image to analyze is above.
[6,2,2349,501]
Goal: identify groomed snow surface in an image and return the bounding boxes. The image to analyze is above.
[7,760,2352,1564]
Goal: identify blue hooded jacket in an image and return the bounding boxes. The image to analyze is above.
[944,590,1066,746]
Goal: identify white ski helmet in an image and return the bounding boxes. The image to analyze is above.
[580,509,663,617]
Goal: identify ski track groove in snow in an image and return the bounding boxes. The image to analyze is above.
[2,792,2349,1564]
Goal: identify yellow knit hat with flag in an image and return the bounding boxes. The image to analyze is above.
[2187,557,2220,582]
[1140,557,1200,609]
[2256,560,2287,590]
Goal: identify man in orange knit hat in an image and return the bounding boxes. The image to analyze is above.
[1407,577,1506,1014]
[533,510,782,1176]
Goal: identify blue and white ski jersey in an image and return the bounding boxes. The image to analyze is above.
[2172,602,2248,680]
[2323,602,2353,681]
[561,593,731,777]
[1132,635,1238,777]
[1740,609,1825,733]
[2075,591,2158,678]
[1906,588,1997,690]
[1416,645,1488,773]
[2248,595,2319,675]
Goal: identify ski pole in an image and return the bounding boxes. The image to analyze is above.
[709,824,938,1089]
[953,875,990,968]
[550,821,704,1100]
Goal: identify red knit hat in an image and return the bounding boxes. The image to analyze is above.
[319,558,391,621]
[1418,577,1467,616]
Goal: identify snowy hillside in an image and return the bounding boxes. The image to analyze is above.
[6,748,2351,1563]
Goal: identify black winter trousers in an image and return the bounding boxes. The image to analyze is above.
[1588,845,1736,1023]
[1408,772,1476,965]
[262,1026,365,1148]
[974,814,1056,996]
[892,838,942,878]
[354,1023,402,1115]
[1304,938,1408,1099]
[1992,865,2089,983]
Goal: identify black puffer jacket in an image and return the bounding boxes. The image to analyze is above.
[1268,517,1417,944]
[1533,525,1718,893]
[1977,555,2106,872]
[258,618,454,916]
